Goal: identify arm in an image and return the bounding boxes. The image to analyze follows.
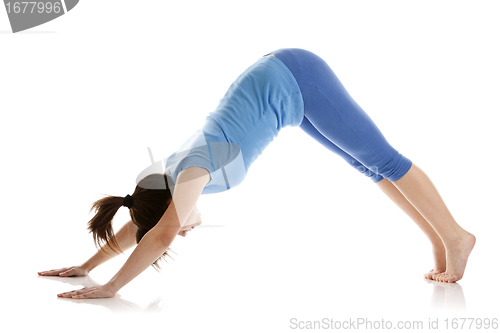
[107,167,210,292]
[39,219,138,277]
[81,219,138,272]
[58,167,210,299]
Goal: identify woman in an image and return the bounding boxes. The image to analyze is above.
[38,48,475,299]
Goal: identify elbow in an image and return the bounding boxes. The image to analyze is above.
[153,227,178,249]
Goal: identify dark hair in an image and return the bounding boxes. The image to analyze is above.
[87,173,175,271]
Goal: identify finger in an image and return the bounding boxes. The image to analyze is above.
[71,290,93,299]
[72,290,100,299]
[39,268,67,276]
[39,271,62,276]
[61,287,90,295]
[45,268,69,274]
[72,292,92,299]
[58,291,85,298]
[59,269,74,277]
[58,290,79,297]
[58,287,94,297]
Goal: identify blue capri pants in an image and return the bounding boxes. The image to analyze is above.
[266,48,412,183]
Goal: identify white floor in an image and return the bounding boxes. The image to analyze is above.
[6,213,499,332]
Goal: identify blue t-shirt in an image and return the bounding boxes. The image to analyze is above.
[165,55,304,194]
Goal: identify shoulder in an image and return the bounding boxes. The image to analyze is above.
[177,166,211,186]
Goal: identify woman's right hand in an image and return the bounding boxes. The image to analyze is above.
[38,266,89,277]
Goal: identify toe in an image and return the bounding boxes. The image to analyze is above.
[424,269,437,280]
[430,271,443,281]
[439,273,450,283]
[424,269,447,281]
[434,273,444,282]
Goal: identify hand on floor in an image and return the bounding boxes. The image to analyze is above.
[57,284,116,299]
[38,266,88,277]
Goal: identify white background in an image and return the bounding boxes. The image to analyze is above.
[1,0,499,332]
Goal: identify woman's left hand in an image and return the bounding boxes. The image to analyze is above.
[57,284,116,299]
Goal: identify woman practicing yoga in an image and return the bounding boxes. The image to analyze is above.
[38,48,475,299]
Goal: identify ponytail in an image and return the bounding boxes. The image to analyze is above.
[86,173,175,271]
[87,195,124,254]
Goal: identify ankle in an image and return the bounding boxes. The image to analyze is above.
[443,234,466,250]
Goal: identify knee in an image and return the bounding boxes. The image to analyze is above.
[347,159,384,182]
[372,151,412,182]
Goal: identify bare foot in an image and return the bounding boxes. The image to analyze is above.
[424,246,446,280]
[424,268,445,280]
[434,232,476,283]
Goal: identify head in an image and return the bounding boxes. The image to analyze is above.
[177,205,203,237]
[87,173,174,271]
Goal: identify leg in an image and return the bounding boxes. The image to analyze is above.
[270,48,411,181]
[302,116,446,279]
[305,80,475,282]
[392,165,475,283]
[376,178,446,279]
[296,66,412,182]
[274,48,474,282]
[299,116,383,182]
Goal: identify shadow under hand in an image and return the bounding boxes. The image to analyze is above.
[425,279,467,312]
[38,275,166,313]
